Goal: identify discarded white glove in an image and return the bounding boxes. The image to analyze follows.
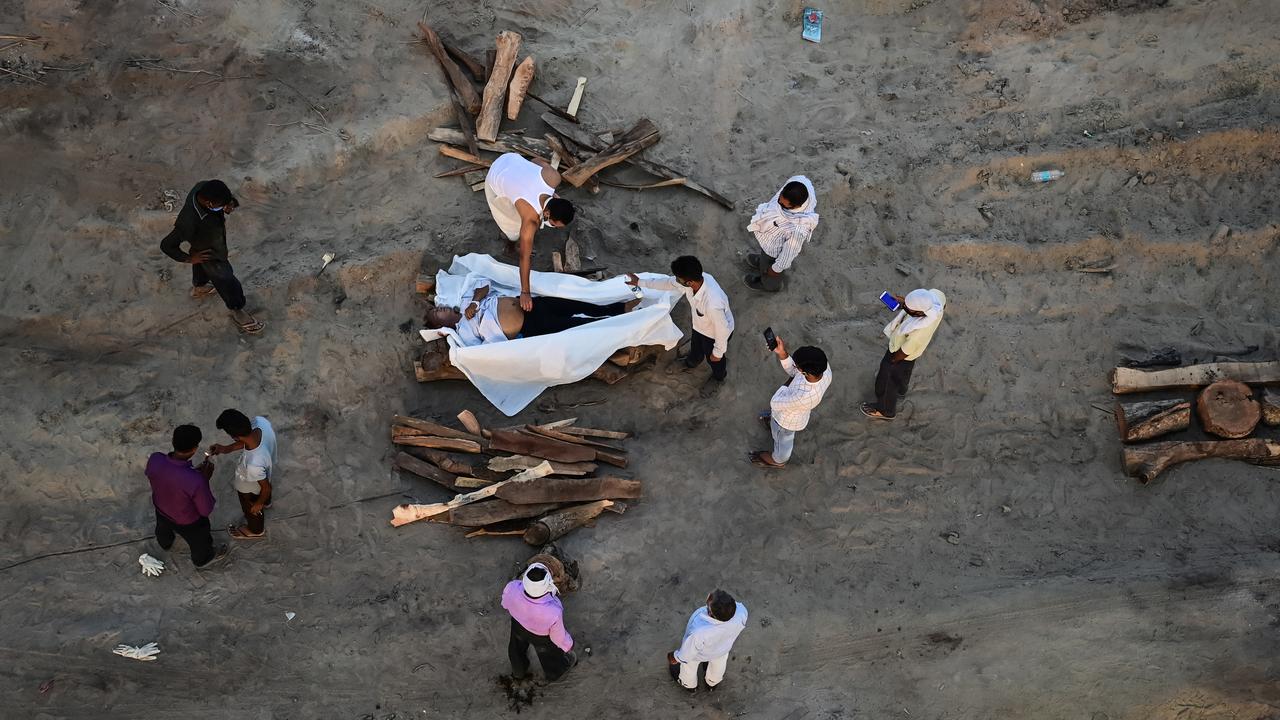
[113,642,161,661]
[138,554,165,577]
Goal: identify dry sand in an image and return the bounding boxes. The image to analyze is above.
[3,0,1280,718]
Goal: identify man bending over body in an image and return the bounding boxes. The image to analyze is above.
[424,281,636,346]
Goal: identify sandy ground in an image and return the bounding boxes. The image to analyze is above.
[3,0,1280,717]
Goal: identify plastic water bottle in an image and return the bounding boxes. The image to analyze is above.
[1031,170,1064,183]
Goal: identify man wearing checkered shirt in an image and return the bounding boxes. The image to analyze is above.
[750,336,832,468]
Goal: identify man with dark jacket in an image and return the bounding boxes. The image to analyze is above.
[160,179,264,334]
[145,424,228,568]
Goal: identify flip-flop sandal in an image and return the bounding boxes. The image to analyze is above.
[228,525,266,540]
[233,316,265,334]
[748,451,785,469]
[860,403,894,420]
[757,411,771,422]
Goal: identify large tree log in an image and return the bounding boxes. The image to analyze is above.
[523,500,625,545]
[1114,399,1191,443]
[1261,389,1280,427]
[488,429,596,462]
[440,498,563,527]
[506,56,535,120]
[1122,439,1280,483]
[394,451,461,492]
[428,128,552,162]
[392,414,477,441]
[476,31,521,142]
[393,435,482,453]
[561,120,660,188]
[1111,361,1280,394]
[496,476,642,505]
[541,113,735,209]
[488,455,597,476]
[1197,380,1261,438]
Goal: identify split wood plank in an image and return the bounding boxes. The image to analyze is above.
[457,410,484,436]
[525,91,580,123]
[563,234,581,271]
[404,447,506,482]
[566,77,586,118]
[476,30,522,142]
[526,424,627,453]
[561,120,660,187]
[393,435,482,453]
[439,145,490,166]
[391,462,552,527]
[428,128,551,161]
[496,476,642,505]
[446,499,562,527]
[393,451,462,492]
[391,415,478,441]
[454,477,494,489]
[558,426,630,440]
[465,528,529,538]
[543,132,599,194]
[487,454,596,476]
[1122,439,1280,484]
[488,428,596,463]
[506,56,535,120]
[434,164,488,178]
[1111,361,1280,394]
[440,38,486,80]
[541,113,734,209]
[416,22,482,114]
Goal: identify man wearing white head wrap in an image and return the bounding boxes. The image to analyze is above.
[743,175,819,292]
[501,563,577,680]
[862,288,947,420]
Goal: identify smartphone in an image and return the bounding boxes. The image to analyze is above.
[763,327,778,350]
[879,291,901,311]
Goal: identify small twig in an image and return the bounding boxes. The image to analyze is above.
[735,88,755,104]
[269,73,329,125]
[37,64,90,72]
[0,34,40,41]
[1090,403,1114,415]
[269,120,331,134]
[191,74,251,88]
[0,65,44,84]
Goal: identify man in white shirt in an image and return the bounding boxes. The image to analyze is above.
[861,288,946,420]
[751,337,832,468]
[666,589,748,691]
[626,255,734,397]
[209,408,278,539]
[743,175,819,293]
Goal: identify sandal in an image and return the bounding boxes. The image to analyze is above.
[228,525,266,540]
[860,403,894,421]
[748,451,785,469]
[231,312,265,334]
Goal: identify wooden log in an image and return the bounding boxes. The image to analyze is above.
[525,91,580,123]
[416,354,467,382]
[476,31,522,142]
[591,448,628,468]
[484,47,496,81]
[541,113,735,209]
[417,22,482,114]
[465,527,529,538]
[487,455,596,476]
[439,145,491,166]
[523,500,623,545]
[433,164,488,179]
[506,56,535,120]
[457,410,484,436]
[1261,389,1280,426]
[392,415,477,441]
[525,424,627,453]
[1111,361,1280,394]
[463,170,486,190]
[1121,439,1280,484]
[454,476,494,489]
[392,462,552,526]
[559,426,630,440]
[1114,399,1191,443]
[543,132,599,193]
[561,120,660,187]
[393,451,461,492]
[393,435,483,453]
[416,274,436,295]
[566,76,586,118]
[496,476,642,505]
[591,361,630,385]
[440,38,486,80]
[428,128,551,161]
[403,447,506,482]
[563,234,581,272]
[444,499,563,527]
[1196,379,1261,438]
[488,429,596,463]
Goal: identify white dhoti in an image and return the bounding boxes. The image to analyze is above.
[485,153,554,242]
[485,180,523,242]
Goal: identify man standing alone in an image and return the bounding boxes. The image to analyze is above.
[501,563,577,681]
[160,179,264,334]
[751,336,832,468]
[861,288,946,420]
[626,255,734,397]
[667,589,748,692]
[484,153,576,311]
[743,175,819,292]
[145,424,228,568]
[209,409,277,539]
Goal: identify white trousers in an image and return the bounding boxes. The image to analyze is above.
[678,653,729,689]
[485,181,523,242]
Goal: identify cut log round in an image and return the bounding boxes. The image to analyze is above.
[1196,379,1260,438]
[1121,439,1280,483]
[1113,399,1191,443]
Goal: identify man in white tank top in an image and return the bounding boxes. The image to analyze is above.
[485,153,577,311]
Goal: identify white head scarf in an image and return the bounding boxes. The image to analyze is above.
[885,288,945,338]
[522,562,558,598]
[747,175,820,235]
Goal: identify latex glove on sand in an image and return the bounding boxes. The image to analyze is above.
[113,643,160,661]
[138,554,165,577]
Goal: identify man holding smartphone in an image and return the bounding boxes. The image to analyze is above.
[751,333,832,468]
[861,288,947,420]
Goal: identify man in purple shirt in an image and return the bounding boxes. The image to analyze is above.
[145,424,228,568]
[501,563,576,681]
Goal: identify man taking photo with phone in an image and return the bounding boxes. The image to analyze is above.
[751,332,832,468]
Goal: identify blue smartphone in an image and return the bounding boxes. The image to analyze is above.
[879,291,901,311]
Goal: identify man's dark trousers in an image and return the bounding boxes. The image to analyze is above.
[155,509,216,566]
[507,619,574,680]
[193,259,246,311]
[685,331,727,381]
[237,491,266,534]
[873,350,915,418]
[749,253,783,292]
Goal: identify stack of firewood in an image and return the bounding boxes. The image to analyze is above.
[1112,360,1280,482]
[415,21,733,209]
[388,412,641,544]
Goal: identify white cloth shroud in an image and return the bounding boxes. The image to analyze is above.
[421,254,684,416]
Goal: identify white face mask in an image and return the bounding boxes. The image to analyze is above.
[207,206,223,212]
[540,217,553,230]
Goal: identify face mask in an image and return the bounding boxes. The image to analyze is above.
[207,206,223,212]
[540,218,552,230]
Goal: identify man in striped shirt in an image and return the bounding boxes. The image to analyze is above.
[751,337,833,468]
[743,175,820,292]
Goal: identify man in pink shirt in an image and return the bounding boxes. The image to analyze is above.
[501,563,577,681]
